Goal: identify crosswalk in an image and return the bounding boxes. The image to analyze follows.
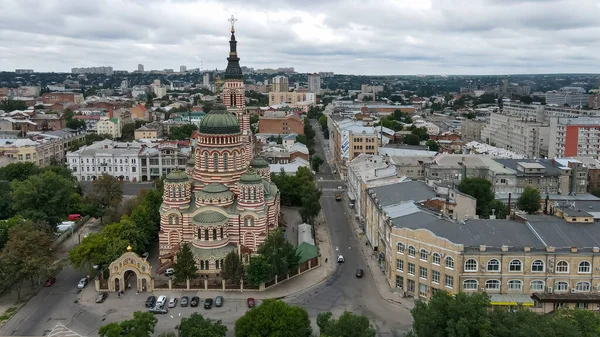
[46,323,82,337]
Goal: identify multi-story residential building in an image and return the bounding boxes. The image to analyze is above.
[96,117,122,138]
[382,203,600,311]
[66,139,143,182]
[42,92,84,105]
[361,84,384,95]
[392,155,434,180]
[268,91,315,106]
[139,141,190,181]
[0,129,84,166]
[135,122,163,140]
[549,117,600,159]
[130,104,149,121]
[564,157,600,192]
[546,90,590,107]
[480,112,550,158]
[461,119,486,141]
[71,66,113,75]
[307,73,321,94]
[589,93,600,110]
[31,113,66,131]
[494,159,577,195]
[258,114,304,135]
[270,76,289,93]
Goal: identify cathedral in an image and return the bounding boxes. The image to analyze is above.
[158,20,281,276]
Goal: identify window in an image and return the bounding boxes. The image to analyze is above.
[576,282,591,292]
[432,253,441,265]
[197,229,202,240]
[233,152,237,170]
[487,259,500,272]
[578,261,591,274]
[463,279,478,290]
[396,242,405,253]
[396,276,404,289]
[445,275,454,289]
[419,267,427,279]
[204,260,209,270]
[464,259,478,272]
[556,261,569,273]
[223,153,228,170]
[555,281,569,291]
[485,280,501,291]
[508,280,522,291]
[445,257,454,269]
[509,259,522,272]
[215,260,220,269]
[531,260,544,272]
[396,259,404,272]
[220,228,224,239]
[530,280,545,291]
[576,303,588,310]
[204,229,209,241]
[408,263,415,275]
[408,246,416,257]
[432,270,440,284]
[419,284,428,297]
[212,229,217,240]
[204,152,208,169]
[200,260,205,270]
[420,249,428,261]
[213,153,218,170]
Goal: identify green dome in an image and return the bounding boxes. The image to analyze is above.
[197,183,234,201]
[250,156,269,168]
[198,103,240,135]
[193,211,228,224]
[239,169,263,184]
[165,170,189,182]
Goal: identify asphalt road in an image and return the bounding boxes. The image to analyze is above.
[284,121,413,336]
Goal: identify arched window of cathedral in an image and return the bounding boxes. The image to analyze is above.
[174,216,179,225]
[213,229,217,240]
[252,187,256,200]
[231,94,236,107]
[205,260,209,269]
[244,217,249,226]
[223,153,229,170]
[220,227,224,239]
[233,152,237,170]
[198,228,201,240]
[204,152,208,170]
[204,229,209,241]
[200,260,204,270]
[177,185,181,197]
[250,218,255,226]
[213,153,218,171]
[169,216,173,225]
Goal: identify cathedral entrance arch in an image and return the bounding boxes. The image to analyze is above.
[107,246,153,292]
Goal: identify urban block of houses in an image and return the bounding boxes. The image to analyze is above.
[258,111,304,135]
[0,128,85,166]
[135,122,163,140]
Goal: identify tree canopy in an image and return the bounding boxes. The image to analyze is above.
[169,124,198,140]
[457,177,497,218]
[222,251,243,284]
[88,174,123,223]
[317,311,376,337]
[270,167,321,224]
[234,299,312,337]
[98,311,157,337]
[172,243,198,283]
[179,313,227,337]
[518,187,541,214]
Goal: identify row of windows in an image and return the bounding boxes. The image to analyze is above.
[396,274,455,289]
[202,152,238,171]
[463,280,595,292]
[75,166,136,173]
[397,243,593,273]
[199,259,224,270]
[197,228,224,241]
[76,158,136,164]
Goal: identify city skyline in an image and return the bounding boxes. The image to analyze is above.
[1,0,600,75]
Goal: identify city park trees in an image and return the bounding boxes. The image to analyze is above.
[458,177,508,219]
[245,229,300,287]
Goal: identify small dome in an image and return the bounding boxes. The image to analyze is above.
[239,168,263,184]
[197,183,234,201]
[201,183,230,193]
[193,211,228,224]
[198,103,240,135]
[250,156,269,168]
[165,170,189,182]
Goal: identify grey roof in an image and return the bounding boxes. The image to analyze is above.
[526,215,600,248]
[494,159,564,176]
[189,243,236,260]
[368,181,436,207]
[391,209,545,248]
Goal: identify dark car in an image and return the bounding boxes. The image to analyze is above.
[149,307,168,314]
[181,296,189,307]
[215,296,224,307]
[356,269,364,278]
[145,296,157,308]
[190,296,200,307]
[44,277,56,287]
[95,292,108,303]
[247,298,255,308]
[204,298,213,309]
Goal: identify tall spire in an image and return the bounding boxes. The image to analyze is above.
[224,15,243,80]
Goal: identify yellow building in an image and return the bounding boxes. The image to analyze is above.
[372,199,600,312]
[134,122,162,140]
[96,117,122,138]
[0,130,84,167]
[268,91,316,106]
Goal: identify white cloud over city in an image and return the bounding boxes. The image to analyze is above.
[1,0,599,74]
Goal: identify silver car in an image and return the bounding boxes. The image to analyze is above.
[77,278,88,289]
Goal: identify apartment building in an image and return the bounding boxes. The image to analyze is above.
[460,119,486,141]
[0,129,84,166]
[307,73,321,94]
[67,140,143,182]
[42,92,84,105]
[134,122,163,140]
[549,117,600,159]
[270,76,289,93]
[139,141,190,181]
[258,114,304,135]
[546,90,590,107]
[96,117,122,138]
[268,91,316,106]
[480,112,549,158]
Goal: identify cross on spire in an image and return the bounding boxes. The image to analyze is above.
[228,15,237,33]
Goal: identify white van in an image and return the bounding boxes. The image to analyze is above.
[155,295,167,308]
[56,221,75,233]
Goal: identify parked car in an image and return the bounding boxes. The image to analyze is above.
[168,297,178,308]
[77,278,88,289]
[204,298,213,309]
[335,193,342,201]
[149,307,168,314]
[44,277,56,287]
[190,296,200,307]
[95,292,108,303]
[356,269,364,278]
[145,296,157,308]
[337,255,345,263]
[215,296,224,307]
[181,296,189,307]
[164,268,175,276]
[247,298,256,308]
[156,295,167,308]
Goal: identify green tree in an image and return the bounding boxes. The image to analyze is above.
[69,232,128,272]
[0,162,41,182]
[518,187,541,214]
[311,155,324,173]
[234,299,312,337]
[0,216,27,252]
[98,311,158,337]
[0,222,54,299]
[409,291,492,337]
[426,140,439,152]
[222,251,243,284]
[318,114,328,128]
[317,311,376,337]
[466,112,476,119]
[88,174,124,223]
[258,229,301,278]
[410,126,429,141]
[488,200,509,219]
[0,181,15,220]
[457,178,496,217]
[404,134,420,145]
[0,98,27,112]
[11,170,75,225]
[172,243,198,283]
[246,255,270,287]
[129,188,163,241]
[169,124,198,140]
[179,313,227,337]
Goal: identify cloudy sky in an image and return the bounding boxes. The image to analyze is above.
[1,0,599,75]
